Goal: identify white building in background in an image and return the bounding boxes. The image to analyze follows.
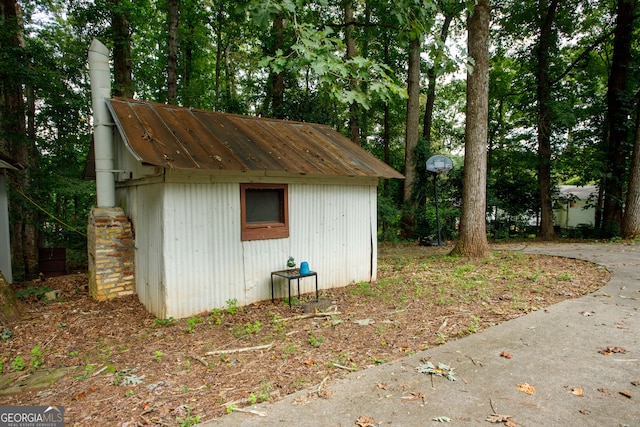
[554,185,598,229]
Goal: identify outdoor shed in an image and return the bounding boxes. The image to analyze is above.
[87,41,402,319]
[92,97,402,319]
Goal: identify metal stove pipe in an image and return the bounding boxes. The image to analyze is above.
[88,39,115,208]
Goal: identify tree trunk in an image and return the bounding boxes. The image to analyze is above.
[622,99,640,238]
[401,37,421,238]
[536,0,558,240]
[2,0,37,279]
[345,1,360,144]
[214,3,223,110]
[112,0,134,98]
[602,0,636,236]
[167,0,179,104]
[422,12,454,143]
[270,13,285,118]
[450,0,491,258]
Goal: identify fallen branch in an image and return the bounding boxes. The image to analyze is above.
[333,363,357,372]
[190,353,209,368]
[206,343,273,356]
[275,310,341,323]
[311,375,330,396]
[230,407,267,417]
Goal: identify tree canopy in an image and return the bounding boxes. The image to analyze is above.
[1,0,638,277]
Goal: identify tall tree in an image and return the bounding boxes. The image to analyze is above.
[167,0,179,104]
[602,0,637,236]
[344,0,360,144]
[1,0,37,278]
[622,96,640,238]
[112,0,134,97]
[401,36,421,236]
[535,0,558,240]
[450,0,490,257]
[423,3,460,143]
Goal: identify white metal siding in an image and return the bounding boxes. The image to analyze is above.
[124,178,378,318]
[261,184,376,302]
[125,184,166,318]
[162,182,244,318]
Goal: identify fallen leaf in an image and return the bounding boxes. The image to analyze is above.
[579,408,590,415]
[486,413,512,423]
[572,387,584,397]
[598,346,627,355]
[619,391,632,399]
[355,415,375,427]
[517,383,535,395]
[303,360,315,365]
[500,351,513,359]
[631,381,640,387]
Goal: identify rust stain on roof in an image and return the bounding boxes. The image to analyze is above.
[107,97,403,179]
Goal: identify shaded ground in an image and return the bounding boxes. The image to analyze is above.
[0,243,610,426]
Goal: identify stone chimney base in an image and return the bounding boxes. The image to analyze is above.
[87,207,135,300]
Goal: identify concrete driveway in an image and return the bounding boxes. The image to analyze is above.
[200,242,640,427]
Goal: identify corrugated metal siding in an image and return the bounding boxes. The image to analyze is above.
[162,182,244,318]
[269,184,376,301]
[125,179,377,318]
[124,184,166,318]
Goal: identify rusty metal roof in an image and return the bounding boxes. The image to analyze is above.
[106,97,403,179]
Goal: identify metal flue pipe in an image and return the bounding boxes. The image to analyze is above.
[88,39,115,208]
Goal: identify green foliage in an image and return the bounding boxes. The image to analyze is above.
[30,345,44,371]
[185,317,203,334]
[225,299,239,315]
[308,330,324,347]
[176,406,201,426]
[11,355,25,371]
[2,0,634,260]
[1,328,13,341]
[15,286,53,300]
[154,317,176,327]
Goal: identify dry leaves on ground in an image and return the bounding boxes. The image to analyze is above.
[0,243,610,425]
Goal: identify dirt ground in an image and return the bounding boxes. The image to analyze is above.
[0,243,610,426]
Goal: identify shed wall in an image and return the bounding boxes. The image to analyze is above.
[119,184,166,317]
[124,179,377,318]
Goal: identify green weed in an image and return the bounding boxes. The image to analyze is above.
[30,345,44,371]
[154,317,176,327]
[308,330,324,347]
[225,299,239,315]
[176,406,201,426]
[11,355,25,371]
[185,317,203,334]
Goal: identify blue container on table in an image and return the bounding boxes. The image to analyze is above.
[300,262,310,275]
